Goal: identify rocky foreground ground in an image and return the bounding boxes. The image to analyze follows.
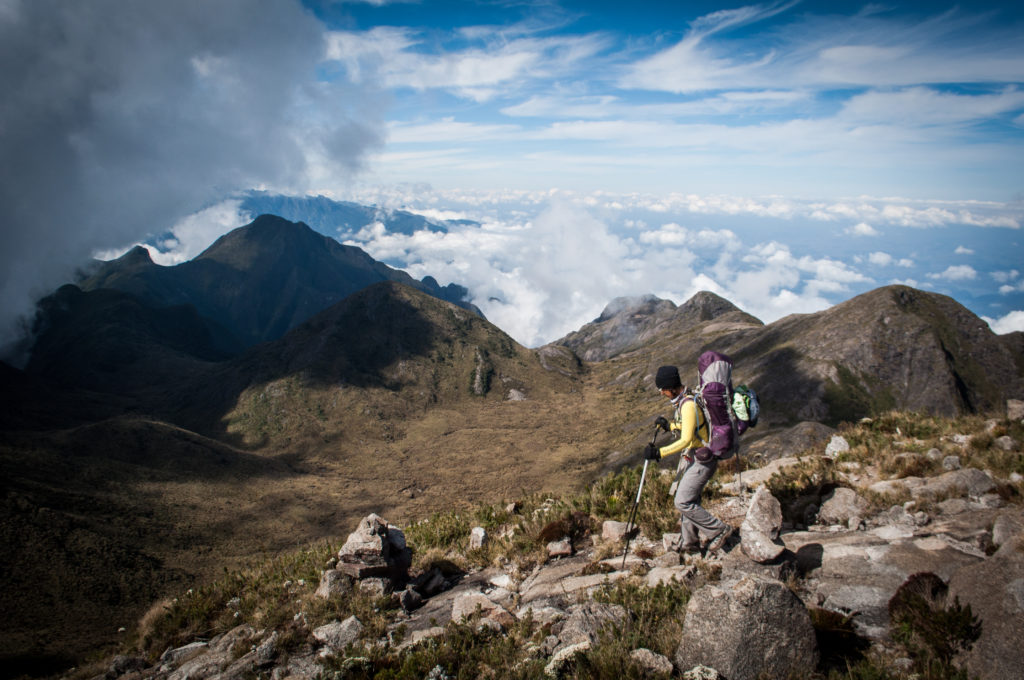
[85,422,1024,680]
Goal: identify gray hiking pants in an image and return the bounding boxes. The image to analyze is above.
[674,457,727,548]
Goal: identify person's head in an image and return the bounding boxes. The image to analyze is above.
[655,365,684,398]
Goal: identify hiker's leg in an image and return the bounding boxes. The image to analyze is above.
[673,459,726,542]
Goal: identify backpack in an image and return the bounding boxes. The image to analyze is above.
[692,350,758,460]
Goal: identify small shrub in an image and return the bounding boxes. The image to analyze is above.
[888,572,981,679]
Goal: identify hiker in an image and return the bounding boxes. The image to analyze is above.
[645,365,733,555]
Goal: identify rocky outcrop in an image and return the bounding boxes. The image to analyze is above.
[674,575,818,680]
[949,533,1024,680]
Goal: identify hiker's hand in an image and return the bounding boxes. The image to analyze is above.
[655,416,670,431]
[644,443,660,460]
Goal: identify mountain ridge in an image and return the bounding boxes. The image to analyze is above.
[81,215,480,348]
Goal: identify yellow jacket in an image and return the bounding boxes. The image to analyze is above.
[658,396,709,459]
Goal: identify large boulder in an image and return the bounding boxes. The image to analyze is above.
[948,533,1024,680]
[675,576,817,680]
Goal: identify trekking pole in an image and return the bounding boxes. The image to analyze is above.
[621,421,666,569]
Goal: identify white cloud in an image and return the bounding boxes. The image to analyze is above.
[868,252,893,266]
[621,6,1024,94]
[335,192,897,345]
[928,265,978,281]
[992,269,1019,283]
[983,310,1024,334]
[848,222,880,236]
[954,245,974,255]
[326,27,608,101]
[839,87,1024,126]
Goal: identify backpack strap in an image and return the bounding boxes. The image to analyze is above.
[683,395,710,449]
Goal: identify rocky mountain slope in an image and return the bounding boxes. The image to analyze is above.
[573,285,1024,427]
[4,213,1024,676]
[68,411,1024,680]
[80,215,478,348]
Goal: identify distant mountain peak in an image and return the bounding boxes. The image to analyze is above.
[595,294,675,323]
[675,290,752,323]
[117,245,155,266]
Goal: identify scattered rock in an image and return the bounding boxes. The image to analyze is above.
[740,486,784,563]
[160,641,208,667]
[824,435,850,459]
[991,513,1023,549]
[818,487,868,525]
[1007,399,1024,421]
[675,576,817,680]
[682,666,722,680]
[602,520,631,542]
[544,641,590,677]
[556,602,628,651]
[315,569,352,599]
[911,468,997,500]
[399,586,423,612]
[994,435,1017,452]
[357,577,391,596]
[546,538,573,558]
[109,655,147,676]
[925,448,943,461]
[942,455,962,471]
[647,565,696,587]
[630,648,674,675]
[721,456,802,495]
[452,592,515,630]
[312,616,363,653]
[469,526,487,549]
[412,568,447,598]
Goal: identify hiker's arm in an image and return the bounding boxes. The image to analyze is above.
[657,401,701,458]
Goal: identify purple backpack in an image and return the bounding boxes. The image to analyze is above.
[693,350,748,460]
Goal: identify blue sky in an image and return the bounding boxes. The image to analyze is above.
[295,0,1024,343]
[2,0,1023,351]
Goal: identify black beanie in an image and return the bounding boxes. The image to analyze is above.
[655,365,682,389]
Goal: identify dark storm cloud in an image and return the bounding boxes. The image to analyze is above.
[0,0,383,359]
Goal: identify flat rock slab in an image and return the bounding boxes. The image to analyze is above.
[393,570,495,635]
[781,527,984,639]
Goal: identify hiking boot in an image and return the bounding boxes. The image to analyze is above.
[678,544,701,556]
[705,526,733,554]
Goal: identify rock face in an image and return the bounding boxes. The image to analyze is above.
[674,575,818,680]
[739,486,785,563]
[948,534,1024,680]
